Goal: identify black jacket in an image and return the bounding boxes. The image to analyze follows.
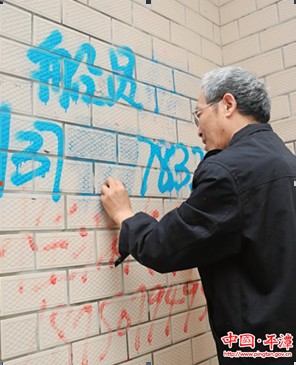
[118,123,296,364]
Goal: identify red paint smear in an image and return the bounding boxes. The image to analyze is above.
[72,244,86,259]
[96,256,103,270]
[117,309,132,336]
[148,285,165,345]
[43,240,69,251]
[35,216,41,226]
[123,262,130,275]
[151,210,159,219]
[0,181,3,186]
[83,304,92,314]
[147,268,154,276]
[69,203,78,215]
[41,299,47,310]
[27,235,38,251]
[172,271,177,277]
[98,302,113,361]
[183,282,199,333]
[0,247,7,257]
[81,273,88,283]
[79,227,88,237]
[50,274,58,285]
[69,272,77,281]
[18,284,24,294]
[54,215,62,223]
[50,311,68,344]
[164,287,185,337]
[134,285,147,352]
[93,213,100,228]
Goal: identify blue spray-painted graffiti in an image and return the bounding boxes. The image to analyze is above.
[138,136,204,196]
[0,31,204,202]
[27,30,145,111]
[0,104,64,202]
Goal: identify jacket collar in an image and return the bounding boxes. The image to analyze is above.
[228,123,272,147]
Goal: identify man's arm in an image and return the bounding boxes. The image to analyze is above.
[102,162,242,273]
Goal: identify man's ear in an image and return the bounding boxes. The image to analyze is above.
[223,93,237,117]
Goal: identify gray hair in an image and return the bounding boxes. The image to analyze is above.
[200,67,271,123]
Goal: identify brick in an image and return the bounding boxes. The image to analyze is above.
[96,230,120,266]
[0,193,64,231]
[153,340,192,365]
[177,120,204,148]
[128,317,171,357]
[152,0,186,25]
[256,0,280,9]
[65,125,116,162]
[200,0,219,25]
[38,303,99,349]
[63,0,111,41]
[132,81,158,113]
[214,25,221,45]
[188,52,216,79]
[186,9,214,41]
[223,35,260,65]
[0,314,37,359]
[174,70,200,99]
[153,38,188,71]
[0,75,32,114]
[69,266,123,304]
[177,0,199,12]
[35,158,94,194]
[137,57,174,91]
[90,38,114,72]
[66,195,113,229]
[123,261,167,293]
[95,163,142,197]
[123,354,152,365]
[220,0,232,4]
[133,3,170,42]
[0,4,31,43]
[157,89,191,120]
[138,167,175,198]
[278,0,296,22]
[117,135,141,167]
[149,284,188,319]
[266,68,296,97]
[163,199,184,213]
[290,92,296,116]
[0,38,33,79]
[89,0,132,24]
[0,234,35,274]
[285,142,295,155]
[99,293,149,333]
[192,332,217,363]
[260,19,296,52]
[92,103,137,135]
[242,49,283,77]
[3,346,71,365]
[6,0,61,21]
[188,281,207,309]
[36,231,96,269]
[270,95,290,122]
[113,20,152,59]
[167,269,199,285]
[202,38,222,65]
[33,16,89,58]
[0,271,67,315]
[239,5,278,38]
[283,43,296,68]
[171,23,201,55]
[220,0,256,25]
[171,307,207,343]
[211,358,219,365]
[221,21,240,46]
[33,84,91,126]
[139,111,177,143]
[72,332,128,365]
[130,198,164,219]
[272,118,296,142]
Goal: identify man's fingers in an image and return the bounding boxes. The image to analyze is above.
[101,185,109,195]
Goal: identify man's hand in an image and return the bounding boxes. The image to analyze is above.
[101,177,134,227]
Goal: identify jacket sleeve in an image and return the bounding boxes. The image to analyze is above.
[118,161,242,273]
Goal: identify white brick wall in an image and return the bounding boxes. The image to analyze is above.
[1,0,296,364]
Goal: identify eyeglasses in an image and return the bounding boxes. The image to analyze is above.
[192,100,220,127]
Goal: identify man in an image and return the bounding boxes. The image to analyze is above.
[101,67,296,364]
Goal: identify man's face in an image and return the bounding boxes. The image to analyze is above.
[195,92,229,151]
